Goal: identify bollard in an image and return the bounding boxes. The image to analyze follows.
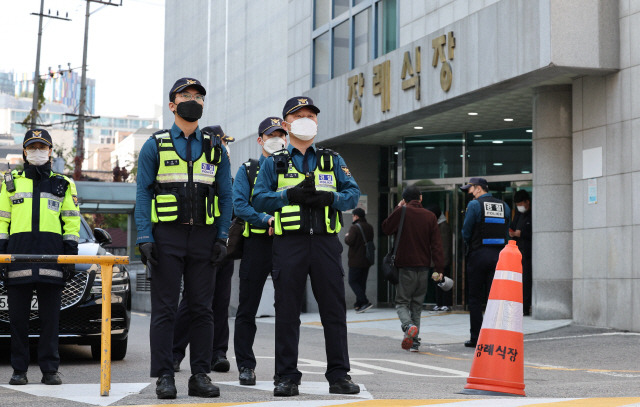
[0,254,129,396]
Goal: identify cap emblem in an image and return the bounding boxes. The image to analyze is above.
[271,118,280,125]
[186,79,196,85]
[32,130,41,136]
[297,98,308,105]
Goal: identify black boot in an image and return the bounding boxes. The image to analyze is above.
[274,377,299,397]
[188,373,220,397]
[9,371,28,385]
[238,366,256,385]
[329,375,360,394]
[155,374,177,399]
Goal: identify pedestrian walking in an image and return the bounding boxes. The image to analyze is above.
[510,189,532,316]
[135,78,232,399]
[344,207,374,313]
[253,96,361,397]
[460,177,510,348]
[382,186,444,352]
[0,129,81,385]
[233,117,287,386]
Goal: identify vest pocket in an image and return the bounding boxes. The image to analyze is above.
[205,186,220,225]
[152,193,179,222]
[275,205,301,235]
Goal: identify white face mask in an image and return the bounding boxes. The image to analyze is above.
[517,205,526,213]
[289,117,317,141]
[263,137,286,155]
[26,149,50,166]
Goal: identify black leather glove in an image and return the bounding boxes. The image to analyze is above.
[139,242,158,267]
[286,184,312,204]
[211,239,227,266]
[304,190,334,208]
[62,265,75,282]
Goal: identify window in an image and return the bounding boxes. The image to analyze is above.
[312,0,397,87]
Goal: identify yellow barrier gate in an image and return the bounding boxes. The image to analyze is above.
[0,254,129,396]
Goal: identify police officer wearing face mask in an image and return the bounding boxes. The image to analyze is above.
[510,190,532,316]
[460,177,510,348]
[172,126,236,374]
[135,78,232,399]
[0,129,81,386]
[233,117,287,386]
[253,97,361,397]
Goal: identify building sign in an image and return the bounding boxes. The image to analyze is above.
[432,31,455,92]
[346,31,457,122]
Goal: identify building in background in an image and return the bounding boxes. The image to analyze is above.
[172,0,636,332]
[14,70,96,115]
[0,72,15,95]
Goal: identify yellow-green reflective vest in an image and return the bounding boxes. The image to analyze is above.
[152,130,221,226]
[273,150,341,235]
[241,159,268,237]
[0,169,81,285]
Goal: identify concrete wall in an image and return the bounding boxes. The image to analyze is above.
[570,0,639,331]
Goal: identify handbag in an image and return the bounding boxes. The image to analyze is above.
[225,217,245,260]
[382,206,406,285]
[356,223,375,265]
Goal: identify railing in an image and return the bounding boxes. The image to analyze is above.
[0,254,129,396]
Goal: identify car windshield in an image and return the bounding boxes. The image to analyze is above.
[79,218,94,243]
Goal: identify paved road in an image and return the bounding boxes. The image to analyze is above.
[0,309,639,406]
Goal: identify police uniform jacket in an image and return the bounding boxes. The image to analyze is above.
[251,144,360,222]
[135,123,232,244]
[461,192,511,250]
[232,155,272,231]
[0,162,81,286]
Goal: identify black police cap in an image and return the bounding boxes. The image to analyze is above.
[23,128,53,148]
[202,125,234,143]
[282,96,320,118]
[460,177,489,191]
[258,117,286,136]
[169,77,206,99]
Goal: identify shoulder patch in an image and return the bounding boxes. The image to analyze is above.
[340,165,351,177]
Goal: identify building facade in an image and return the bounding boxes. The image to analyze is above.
[164,0,639,332]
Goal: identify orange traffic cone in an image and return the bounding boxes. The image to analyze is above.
[462,240,525,396]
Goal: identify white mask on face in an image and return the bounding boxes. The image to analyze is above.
[263,137,286,155]
[26,149,50,166]
[517,205,526,213]
[289,117,317,140]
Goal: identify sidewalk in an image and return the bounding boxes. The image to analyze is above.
[259,308,572,345]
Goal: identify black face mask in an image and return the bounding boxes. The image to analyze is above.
[176,100,203,122]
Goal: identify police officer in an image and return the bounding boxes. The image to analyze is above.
[253,97,361,397]
[233,116,287,386]
[172,126,235,374]
[0,129,80,386]
[135,78,232,399]
[460,177,510,348]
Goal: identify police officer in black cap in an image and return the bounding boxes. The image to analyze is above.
[233,117,287,386]
[253,97,361,397]
[0,129,81,386]
[135,78,232,399]
[171,125,236,375]
[460,177,510,348]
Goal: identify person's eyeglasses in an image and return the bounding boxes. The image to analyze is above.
[177,92,205,102]
[25,145,50,151]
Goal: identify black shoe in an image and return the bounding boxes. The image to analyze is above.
[329,375,360,394]
[155,374,177,399]
[173,359,181,373]
[356,302,373,313]
[274,378,299,397]
[41,372,62,385]
[9,371,27,385]
[239,366,256,385]
[211,356,230,372]
[464,339,477,348]
[188,373,220,398]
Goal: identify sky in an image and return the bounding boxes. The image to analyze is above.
[0,0,165,118]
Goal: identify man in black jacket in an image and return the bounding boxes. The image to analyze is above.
[344,208,374,313]
[510,190,532,316]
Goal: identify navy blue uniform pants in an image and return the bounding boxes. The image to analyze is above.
[348,266,370,308]
[272,234,350,384]
[466,247,500,341]
[234,235,273,370]
[8,283,62,373]
[173,257,234,363]
[150,223,216,377]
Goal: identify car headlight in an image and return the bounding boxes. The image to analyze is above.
[91,266,130,294]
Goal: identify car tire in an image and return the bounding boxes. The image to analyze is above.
[91,337,128,361]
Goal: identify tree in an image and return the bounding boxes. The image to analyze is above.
[20,78,47,128]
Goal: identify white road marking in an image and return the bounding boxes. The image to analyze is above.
[0,382,149,406]
[215,381,373,399]
[349,358,468,377]
[524,331,640,342]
